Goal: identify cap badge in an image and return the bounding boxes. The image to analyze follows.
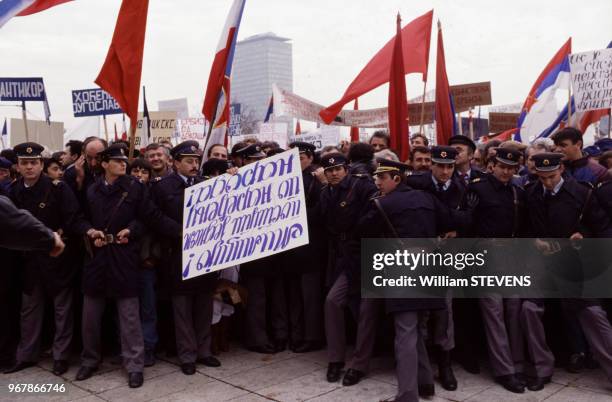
[441,151,447,158]
[26,147,32,154]
[543,159,550,166]
[329,158,335,164]
[191,145,196,152]
[507,152,512,159]
[120,148,125,155]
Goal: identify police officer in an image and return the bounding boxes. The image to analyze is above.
[318,152,378,386]
[150,141,221,375]
[4,143,88,376]
[464,148,527,393]
[283,142,325,353]
[526,153,612,385]
[359,159,451,402]
[448,135,485,186]
[406,146,464,391]
[75,143,181,388]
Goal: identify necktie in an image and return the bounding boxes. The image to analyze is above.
[544,189,553,203]
[437,182,445,192]
[187,177,194,187]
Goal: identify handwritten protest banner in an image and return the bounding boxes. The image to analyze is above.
[569,48,612,112]
[135,111,177,146]
[177,118,207,146]
[181,148,309,279]
[450,82,492,113]
[72,88,122,117]
[489,112,520,132]
[288,125,340,150]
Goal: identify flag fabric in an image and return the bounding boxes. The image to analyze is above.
[516,38,572,144]
[434,20,456,146]
[121,113,127,141]
[1,118,7,150]
[114,122,119,142]
[319,9,433,124]
[295,119,302,135]
[264,95,274,122]
[202,0,246,149]
[141,85,151,147]
[350,98,360,142]
[95,0,149,125]
[1,0,71,28]
[388,13,410,162]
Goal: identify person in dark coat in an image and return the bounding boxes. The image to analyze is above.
[463,148,528,393]
[318,152,378,386]
[552,128,611,185]
[448,135,485,186]
[75,143,181,389]
[282,142,326,353]
[4,143,89,376]
[358,159,451,402]
[526,152,612,386]
[150,140,221,375]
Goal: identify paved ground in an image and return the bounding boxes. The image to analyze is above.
[1,347,611,402]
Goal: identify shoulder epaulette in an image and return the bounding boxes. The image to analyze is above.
[470,177,482,184]
[577,180,594,189]
[52,179,61,186]
[597,180,611,189]
[352,173,368,179]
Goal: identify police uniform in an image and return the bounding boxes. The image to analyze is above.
[448,135,485,186]
[317,153,379,385]
[359,159,452,402]
[282,142,325,352]
[149,141,220,374]
[465,149,527,393]
[526,153,612,384]
[4,143,89,376]
[406,146,463,391]
[76,144,181,388]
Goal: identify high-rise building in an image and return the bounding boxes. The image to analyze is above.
[232,32,293,133]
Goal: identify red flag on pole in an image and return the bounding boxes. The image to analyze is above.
[95,0,149,125]
[350,98,360,142]
[434,20,456,146]
[388,13,410,162]
[295,119,302,135]
[17,0,72,16]
[114,122,119,142]
[319,9,433,124]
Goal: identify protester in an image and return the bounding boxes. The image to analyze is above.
[368,130,390,152]
[206,144,228,160]
[409,146,432,172]
[145,143,171,179]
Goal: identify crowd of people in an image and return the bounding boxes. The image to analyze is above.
[1,127,612,402]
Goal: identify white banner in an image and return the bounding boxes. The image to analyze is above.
[176,118,207,147]
[288,125,340,150]
[273,84,388,128]
[569,48,612,112]
[181,148,309,279]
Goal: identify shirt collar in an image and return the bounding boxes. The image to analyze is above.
[544,177,565,196]
[431,175,451,191]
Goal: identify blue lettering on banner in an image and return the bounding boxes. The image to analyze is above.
[71,88,123,117]
[0,78,46,101]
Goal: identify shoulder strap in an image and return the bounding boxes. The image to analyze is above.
[574,187,593,232]
[374,198,400,238]
[103,181,133,233]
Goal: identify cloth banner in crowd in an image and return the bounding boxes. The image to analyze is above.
[135,111,177,147]
[10,118,63,150]
[71,88,122,117]
[450,81,492,113]
[569,48,612,112]
[182,148,309,278]
[158,98,189,119]
[288,125,341,151]
[176,118,207,147]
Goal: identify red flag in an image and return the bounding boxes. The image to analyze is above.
[320,9,433,124]
[350,98,360,142]
[17,0,72,16]
[95,0,149,125]
[114,122,119,142]
[295,119,302,135]
[388,13,410,162]
[434,20,456,146]
[579,109,609,132]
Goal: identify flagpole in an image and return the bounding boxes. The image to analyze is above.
[128,123,137,162]
[102,114,109,142]
[608,108,611,139]
[567,87,572,126]
[457,112,463,135]
[21,101,30,142]
[419,80,428,134]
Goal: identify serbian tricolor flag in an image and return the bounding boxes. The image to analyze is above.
[95,0,149,128]
[434,20,456,146]
[202,0,246,150]
[1,0,72,27]
[319,9,432,124]
[516,38,572,144]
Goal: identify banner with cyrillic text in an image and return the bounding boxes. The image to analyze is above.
[569,48,612,112]
[72,88,122,117]
[0,78,47,101]
[181,148,309,279]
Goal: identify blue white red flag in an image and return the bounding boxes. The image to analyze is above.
[264,95,273,123]
[0,0,72,28]
[516,38,572,144]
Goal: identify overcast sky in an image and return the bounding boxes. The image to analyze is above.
[1,0,611,133]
